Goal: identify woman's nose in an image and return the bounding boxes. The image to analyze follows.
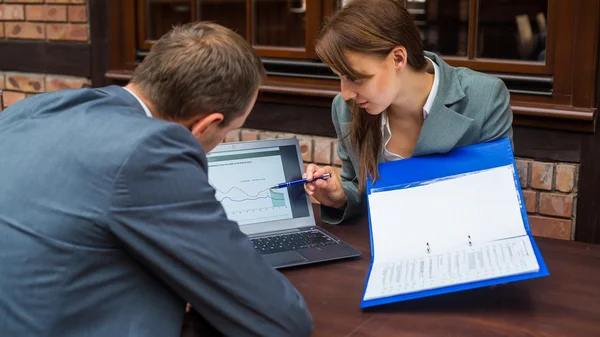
[340,81,357,101]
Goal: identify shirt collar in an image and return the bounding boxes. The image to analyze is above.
[422,56,439,117]
[123,87,153,118]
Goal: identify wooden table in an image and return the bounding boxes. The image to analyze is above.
[281,204,600,337]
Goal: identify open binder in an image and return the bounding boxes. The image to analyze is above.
[361,138,549,308]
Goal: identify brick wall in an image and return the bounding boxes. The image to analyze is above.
[516,159,578,240]
[0,0,90,109]
[225,128,580,241]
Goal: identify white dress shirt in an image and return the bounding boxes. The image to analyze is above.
[123,87,153,118]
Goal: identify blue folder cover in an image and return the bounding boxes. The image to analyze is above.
[361,138,549,308]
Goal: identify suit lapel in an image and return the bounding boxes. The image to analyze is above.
[412,53,473,157]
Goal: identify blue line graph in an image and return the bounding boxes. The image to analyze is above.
[217,190,285,208]
[210,179,288,212]
[206,153,293,225]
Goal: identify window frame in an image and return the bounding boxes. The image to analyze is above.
[135,0,328,59]
[106,0,599,132]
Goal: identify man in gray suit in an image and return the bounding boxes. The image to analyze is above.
[0,22,313,337]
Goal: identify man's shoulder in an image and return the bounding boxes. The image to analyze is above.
[31,87,204,170]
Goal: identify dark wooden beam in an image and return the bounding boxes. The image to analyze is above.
[244,101,334,138]
[512,126,583,163]
[574,13,600,243]
[0,40,90,77]
[89,0,110,87]
[575,126,600,243]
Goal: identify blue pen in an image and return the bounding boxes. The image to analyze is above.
[271,173,331,189]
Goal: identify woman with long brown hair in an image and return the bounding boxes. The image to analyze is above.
[304,0,513,224]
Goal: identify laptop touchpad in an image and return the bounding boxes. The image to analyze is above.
[265,251,307,267]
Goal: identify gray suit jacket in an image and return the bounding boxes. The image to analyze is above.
[321,52,513,224]
[0,86,312,337]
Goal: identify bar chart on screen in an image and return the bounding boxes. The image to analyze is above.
[208,150,294,225]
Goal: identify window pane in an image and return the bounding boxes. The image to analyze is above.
[253,0,305,48]
[407,0,470,57]
[146,0,192,41]
[477,0,548,62]
[198,0,247,38]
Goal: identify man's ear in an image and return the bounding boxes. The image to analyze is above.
[391,46,407,71]
[188,112,224,138]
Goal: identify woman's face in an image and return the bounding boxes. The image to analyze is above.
[336,51,402,115]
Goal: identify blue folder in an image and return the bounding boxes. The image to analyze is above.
[361,137,549,308]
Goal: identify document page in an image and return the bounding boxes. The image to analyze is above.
[367,165,527,261]
[363,235,539,301]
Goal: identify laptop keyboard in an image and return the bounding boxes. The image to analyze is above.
[251,229,338,254]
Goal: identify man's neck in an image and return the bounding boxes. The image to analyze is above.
[124,83,162,119]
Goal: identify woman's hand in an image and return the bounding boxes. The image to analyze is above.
[303,164,347,210]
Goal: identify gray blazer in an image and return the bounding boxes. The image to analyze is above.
[321,52,513,224]
[0,86,312,337]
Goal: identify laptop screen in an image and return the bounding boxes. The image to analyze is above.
[206,139,312,233]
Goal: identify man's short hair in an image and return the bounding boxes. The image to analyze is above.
[130,21,265,125]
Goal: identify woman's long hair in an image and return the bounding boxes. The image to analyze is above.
[315,0,426,192]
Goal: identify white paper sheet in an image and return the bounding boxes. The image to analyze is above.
[363,235,539,301]
[367,165,526,261]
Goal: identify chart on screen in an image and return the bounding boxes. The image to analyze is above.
[208,150,294,225]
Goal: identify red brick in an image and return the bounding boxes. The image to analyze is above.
[529,215,572,240]
[522,190,537,213]
[5,0,43,3]
[0,4,25,20]
[45,75,88,92]
[539,192,574,218]
[224,129,240,143]
[240,129,259,141]
[5,22,44,39]
[70,0,87,4]
[515,159,530,189]
[258,131,278,140]
[332,141,343,166]
[313,137,333,165]
[0,72,5,90]
[45,0,70,3]
[0,22,4,38]
[5,72,44,93]
[3,91,26,107]
[555,164,577,193]
[276,132,298,140]
[297,136,313,162]
[67,4,85,22]
[531,162,553,190]
[46,23,87,41]
[26,5,67,22]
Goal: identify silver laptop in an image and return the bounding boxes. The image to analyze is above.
[207,137,361,269]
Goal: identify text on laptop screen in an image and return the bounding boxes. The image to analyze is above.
[206,145,310,227]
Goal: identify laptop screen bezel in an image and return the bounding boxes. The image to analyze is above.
[207,137,317,235]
